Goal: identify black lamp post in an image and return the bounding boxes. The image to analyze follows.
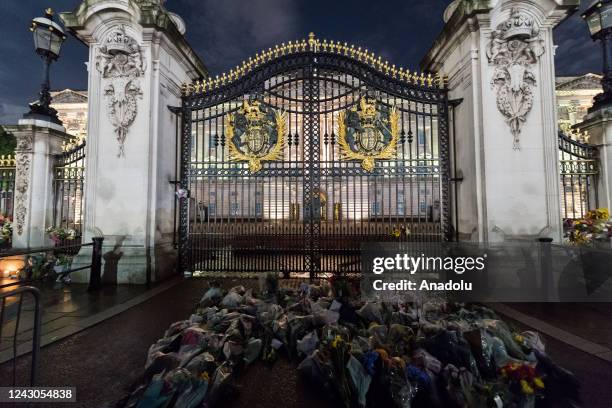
[23,8,66,125]
[583,1,612,112]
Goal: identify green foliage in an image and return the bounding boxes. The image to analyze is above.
[0,126,16,156]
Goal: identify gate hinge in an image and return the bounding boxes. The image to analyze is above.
[450,177,464,182]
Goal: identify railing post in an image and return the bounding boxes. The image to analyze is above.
[538,237,554,301]
[88,237,104,291]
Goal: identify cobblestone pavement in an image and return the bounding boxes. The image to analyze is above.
[0,278,611,407]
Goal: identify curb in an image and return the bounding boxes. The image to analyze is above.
[487,303,612,364]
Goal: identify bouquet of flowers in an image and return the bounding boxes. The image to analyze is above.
[46,226,77,244]
[391,225,410,239]
[565,207,612,246]
[499,362,545,406]
[0,215,12,243]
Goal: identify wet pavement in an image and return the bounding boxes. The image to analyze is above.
[0,280,148,361]
[0,278,611,407]
[505,302,612,350]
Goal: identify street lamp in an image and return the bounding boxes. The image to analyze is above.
[23,8,66,125]
[583,1,612,112]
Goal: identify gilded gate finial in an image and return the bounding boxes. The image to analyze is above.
[180,36,444,96]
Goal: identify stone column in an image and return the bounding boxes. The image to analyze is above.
[574,108,612,211]
[60,0,206,283]
[4,120,71,248]
[421,0,579,242]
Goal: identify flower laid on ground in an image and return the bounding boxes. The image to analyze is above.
[122,283,580,408]
[46,226,77,244]
[565,207,612,246]
[500,362,545,400]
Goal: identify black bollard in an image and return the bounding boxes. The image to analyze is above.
[88,237,104,292]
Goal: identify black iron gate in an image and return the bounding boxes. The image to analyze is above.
[558,131,599,220]
[179,35,449,276]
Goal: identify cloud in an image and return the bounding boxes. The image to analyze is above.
[0,100,27,125]
[170,0,300,73]
[554,7,601,75]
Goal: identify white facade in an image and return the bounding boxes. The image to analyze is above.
[60,0,206,283]
[421,0,579,242]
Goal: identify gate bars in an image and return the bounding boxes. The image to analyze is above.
[558,131,599,220]
[178,35,450,277]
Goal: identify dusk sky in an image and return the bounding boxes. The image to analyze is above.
[0,0,601,124]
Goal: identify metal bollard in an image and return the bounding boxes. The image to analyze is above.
[538,237,553,301]
[88,237,104,291]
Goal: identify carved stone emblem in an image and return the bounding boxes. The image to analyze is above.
[337,97,399,172]
[487,8,545,149]
[96,27,145,157]
[226,100,286,173]
[14,134,34,235]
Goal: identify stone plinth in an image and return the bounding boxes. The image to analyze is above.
[4,120,72,248]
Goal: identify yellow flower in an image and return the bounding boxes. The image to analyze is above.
[200,371,209,381]
[533,377,545,389]
[331,335,342,349]
[520,379,534,395]
[514,334,524,344]
[392,229,401,238]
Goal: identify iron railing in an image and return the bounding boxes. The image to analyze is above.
[558,131,599,220]
[0,155,15,251]
[52,141,86,241]
[0,286,41,387]
[0,237,104,291]
[0,155,15,220]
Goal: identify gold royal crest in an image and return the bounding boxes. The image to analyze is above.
[226,100,286,173]
[337,97,399,172]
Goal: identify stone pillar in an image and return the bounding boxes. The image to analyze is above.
[60,0,206,283]
[574,108,612,211]
[421,0,579,242]
[4,120,71,248]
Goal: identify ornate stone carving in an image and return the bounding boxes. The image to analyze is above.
[96,27,145,157]
[487,8,545,149]
[14,134,33,235]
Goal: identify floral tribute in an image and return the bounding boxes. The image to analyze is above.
[46,226,77,245]
[564,208,612,246]
[121,275,580,408]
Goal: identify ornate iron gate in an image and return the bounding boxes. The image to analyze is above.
[179,35,449,276]
[558,131,599,220]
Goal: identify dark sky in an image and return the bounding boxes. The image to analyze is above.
[0,0,600,124]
